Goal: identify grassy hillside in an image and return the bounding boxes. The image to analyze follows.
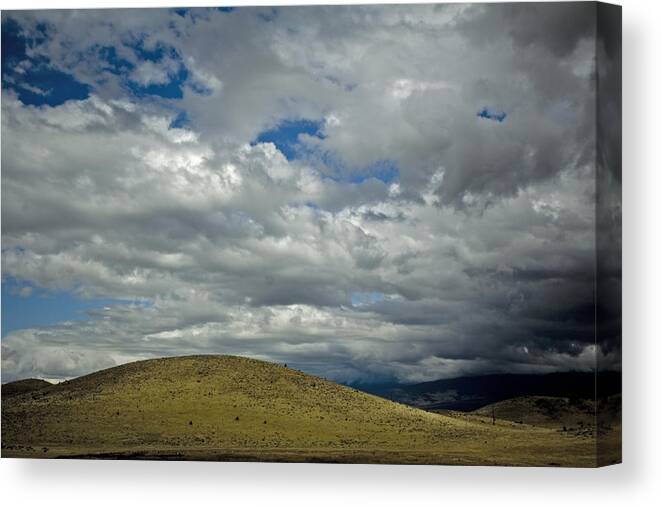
[467,395,621,465]
[474,396,595,430]
[1,378,51,398]
[1,355,608,466]
[472,395,621,431]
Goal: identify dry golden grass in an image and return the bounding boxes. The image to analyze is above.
[1,355,611,466]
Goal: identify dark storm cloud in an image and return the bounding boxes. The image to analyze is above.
[457,2,595,57]
[596,3,622,364]
[417,3,598,208]
[1,4,617,383]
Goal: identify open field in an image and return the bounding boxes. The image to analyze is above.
[439,395,621,466]
[1,355,615,466]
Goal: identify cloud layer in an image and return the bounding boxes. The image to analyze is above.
[1,5,619,383]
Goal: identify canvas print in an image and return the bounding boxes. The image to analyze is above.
[1,3,621,467]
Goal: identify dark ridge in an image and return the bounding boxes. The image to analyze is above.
[1,378,52,398]
[358,371,621,411]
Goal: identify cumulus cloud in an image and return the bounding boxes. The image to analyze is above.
[1,5,619,384]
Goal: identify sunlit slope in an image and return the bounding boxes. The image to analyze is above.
[2,355,600,465]
[2,355,470,449]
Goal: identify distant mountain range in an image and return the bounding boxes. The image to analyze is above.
[356,371,622,411]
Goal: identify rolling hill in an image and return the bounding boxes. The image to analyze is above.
[1,355,612,466]
[471,395,622,431]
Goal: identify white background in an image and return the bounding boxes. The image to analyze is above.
[0,0,658,505]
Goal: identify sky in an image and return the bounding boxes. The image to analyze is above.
[1,4,621,384]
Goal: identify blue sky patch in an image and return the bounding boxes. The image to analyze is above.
[2,17,90,106]
[127,66,189,99]
[122,37,190,98]
[97,45,134,74]
[318,153,400,185]
[169,110,190,129]
[254,118,325,160]
[254,118,399,185]
[477,107,507,123]
[129,38,176,63]
[96,40,193,100]
[1,277,143,337]
[351,291,385,307]
[188,79,214,96]
[347,160,399,185]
